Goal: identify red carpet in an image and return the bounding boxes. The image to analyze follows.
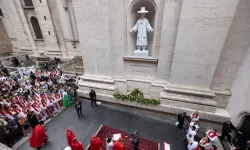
[87,125,159,150]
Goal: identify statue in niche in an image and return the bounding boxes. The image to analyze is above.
[130,7,153,56]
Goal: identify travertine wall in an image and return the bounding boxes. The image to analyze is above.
[169,0,239,89]
[72,0,113,76]
[0,20,12,54]
[157,0,182,81]
[227,46,250,126]
[211,0,250,90]
[0,0,31,52]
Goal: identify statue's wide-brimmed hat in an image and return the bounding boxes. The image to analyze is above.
[137,7,148,13]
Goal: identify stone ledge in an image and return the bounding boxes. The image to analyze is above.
[161,92,217,107]
[78,90,230,124]
[23,6,34,9]
[165,83,216,97]
[123,56,158,63]
[212,88,231,96]
[78,82,116,91]
[34,39,44,41]
[80,75,115,84]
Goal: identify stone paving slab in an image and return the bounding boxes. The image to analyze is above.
[15,99,226,150]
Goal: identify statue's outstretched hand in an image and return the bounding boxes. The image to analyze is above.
[130,29,134,32]
[150,29,154,32]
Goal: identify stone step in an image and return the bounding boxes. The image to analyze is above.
[161,92,217,106]
[164,84,215,97]
[160,92,217,112]
[78,81,117,96]
[81,75,115,84]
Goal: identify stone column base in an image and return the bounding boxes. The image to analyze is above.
[160,83,217,112]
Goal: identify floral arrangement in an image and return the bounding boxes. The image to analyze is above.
[113,88,160,106]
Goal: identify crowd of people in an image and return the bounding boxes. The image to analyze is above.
[65,128,140,150]
[176,111,250,150]
[0,63,78,147]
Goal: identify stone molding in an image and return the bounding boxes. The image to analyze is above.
[212,88,231,96]
[165,83,216,97]
[80,75,115,84]
[123,56,158,63]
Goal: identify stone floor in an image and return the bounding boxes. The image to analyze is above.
[15,99,220,150]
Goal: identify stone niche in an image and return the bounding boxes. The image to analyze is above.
[127,0,156,57]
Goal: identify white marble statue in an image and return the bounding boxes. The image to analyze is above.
[130,7,153,51]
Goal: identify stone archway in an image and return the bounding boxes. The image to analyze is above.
[127,0,157,56]
[30,16,43,39]
[233,111,250,128]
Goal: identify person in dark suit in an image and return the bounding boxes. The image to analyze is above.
[74,99,83,119]
[27,110,39,129]
[125,131,140,150]
[177,112,189,130]
[219,120,238,145]
[89,89,97,107]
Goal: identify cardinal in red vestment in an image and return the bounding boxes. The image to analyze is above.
[113,138,125,150]
[90,135,102,150]
[71,138,84,150]
[66,128,75,147]
[29,123,48,148]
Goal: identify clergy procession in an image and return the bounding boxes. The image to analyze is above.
[0,64,78,148]
[177,111,219,150]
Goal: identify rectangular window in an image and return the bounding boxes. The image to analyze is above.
[44,16,46,20]
[24,0,33,6]
[48,31,50,35]
[40,0,42,3]
[0,9,3,17]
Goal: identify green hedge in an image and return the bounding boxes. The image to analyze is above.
[113,88,160,106]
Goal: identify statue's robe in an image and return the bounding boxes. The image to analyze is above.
[131,17,153,46]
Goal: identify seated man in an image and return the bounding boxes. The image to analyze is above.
[6,118,19,132]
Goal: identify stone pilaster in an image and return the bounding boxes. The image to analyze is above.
[1,0,32,52]
[160,0,239,113]
[169,0,239,89]
[73,0,116,98]
[157,0,183,81]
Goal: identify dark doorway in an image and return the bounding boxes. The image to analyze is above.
[24,0,33,6]
[239,115,250,139]
[30,17,43,39]
[233,115,250,148]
